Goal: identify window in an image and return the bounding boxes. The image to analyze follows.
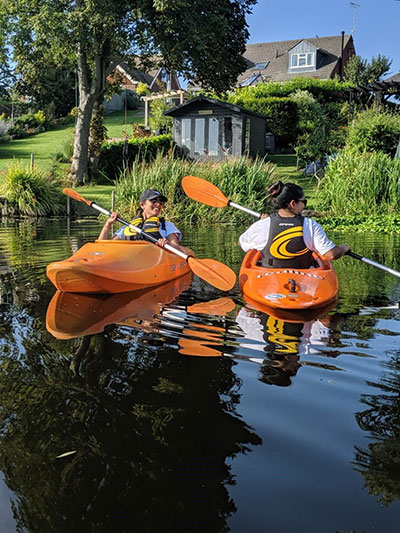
[194,118,205,155]
[223,117,232,151]
[291,52,315,68]
[240,74,261,87]
[244,118,251,153]
[252,61,268,70]
[208,118,219,156]
[182,118,191,150]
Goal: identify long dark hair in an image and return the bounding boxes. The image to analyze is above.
[268,181,304,210]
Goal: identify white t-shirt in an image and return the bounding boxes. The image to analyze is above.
[114,220,182,241]
[239,217,335,256]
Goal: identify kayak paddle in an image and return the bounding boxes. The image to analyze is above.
[63,188,237,291]
[181,175,261,217]
[346,251,400,279]
[181,175,400,280]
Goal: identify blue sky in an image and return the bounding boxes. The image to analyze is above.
[246,0,400,77]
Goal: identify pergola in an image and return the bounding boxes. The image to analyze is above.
[346,77,400,105]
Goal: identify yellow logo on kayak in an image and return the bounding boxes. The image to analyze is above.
[269,226,308,260]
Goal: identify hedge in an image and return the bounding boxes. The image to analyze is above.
[98,134,172,180]
[233,96,298,147]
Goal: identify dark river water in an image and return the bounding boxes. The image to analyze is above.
[1,218,400,532]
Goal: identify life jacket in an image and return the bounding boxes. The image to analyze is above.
[261,213,313,269]
[121,216,166,241]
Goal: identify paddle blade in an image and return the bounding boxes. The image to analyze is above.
[187,297,236,316]
[182,176,229,208]
[188,257,236,291]
[63,188,91,206]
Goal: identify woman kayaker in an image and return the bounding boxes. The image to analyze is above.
[239,181,350,268]
[98,189,182,250]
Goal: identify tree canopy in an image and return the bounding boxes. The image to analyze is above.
[344,54,392,86]
[7,0,257,182]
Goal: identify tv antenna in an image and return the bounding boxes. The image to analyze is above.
[350,2,361,35]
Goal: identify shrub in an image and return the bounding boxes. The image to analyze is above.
[97,134,172,180]
[148,99,173,134]
[314,148,400,216]
[346,109,400,156]
[0,162,66,216]
[231,96,298,147]
[126,90,140,110]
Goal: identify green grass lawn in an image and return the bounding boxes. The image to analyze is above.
[0,109,144,172]
[266,153,317,199]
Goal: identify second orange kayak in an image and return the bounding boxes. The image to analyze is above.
[47,240,193,293]
[239,250,338,311]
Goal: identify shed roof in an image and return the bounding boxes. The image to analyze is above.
[164,95,268,119]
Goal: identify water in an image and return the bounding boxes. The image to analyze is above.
[1,218,400,532]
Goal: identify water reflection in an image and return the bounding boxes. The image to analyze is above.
[353,350,400,506]
[1,306,262,532]
[2,220,400,529]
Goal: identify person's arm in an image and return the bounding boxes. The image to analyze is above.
[98,212,120,240]
[157,232,181,251]
[307,219,350,261]
[322,244,351,261]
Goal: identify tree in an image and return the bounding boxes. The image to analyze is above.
[344,54,392,86]
[8,0,256,184]
[0,6,12,96]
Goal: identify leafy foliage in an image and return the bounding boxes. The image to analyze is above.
[98,135,172,180]
[346,108,400,156]
[0,161,66,216]
[344,54,392,86]
[148,99,173,134]
[314,148,400,217]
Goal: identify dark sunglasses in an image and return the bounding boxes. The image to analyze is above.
[298,198,307,207]
[150,197,165,204]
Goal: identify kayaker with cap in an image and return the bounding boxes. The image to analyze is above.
[98,189,182,250]
[239,181,350,267]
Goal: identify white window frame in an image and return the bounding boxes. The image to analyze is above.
[290,52,315,69]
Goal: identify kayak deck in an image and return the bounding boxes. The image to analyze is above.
[47,240,193,293]
[239,250,338,311]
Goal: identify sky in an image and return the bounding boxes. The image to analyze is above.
[246,0,400,78]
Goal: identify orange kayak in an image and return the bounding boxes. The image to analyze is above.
[239,250,338,312]
[46,240,193,293]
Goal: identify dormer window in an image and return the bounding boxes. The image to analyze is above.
[252,61,268,70]
[291,52,315,68]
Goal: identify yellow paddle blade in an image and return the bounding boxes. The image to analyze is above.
[63,188,91,206]
[188,257,236,291]
[182,175,229,208]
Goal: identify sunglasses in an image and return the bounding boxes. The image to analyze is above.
[298,198,307,207]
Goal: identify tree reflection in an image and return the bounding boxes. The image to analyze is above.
[353,353,400,505]
[0,324,261,532]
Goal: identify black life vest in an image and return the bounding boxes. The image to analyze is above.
[261,213,313,269]
[121,216,166,241]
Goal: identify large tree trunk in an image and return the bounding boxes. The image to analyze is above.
[88,96,106,182]
[69,44,105,184]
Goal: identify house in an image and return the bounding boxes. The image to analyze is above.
[237,34,355,87]
[105,60,182,112]
[164,95,269,159]
[107,61,181,94]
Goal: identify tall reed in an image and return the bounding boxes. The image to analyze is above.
[0,161,65,216]
[314,148,400,217]
[114,154,278,223]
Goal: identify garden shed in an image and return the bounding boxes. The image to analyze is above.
[164,95,269,159]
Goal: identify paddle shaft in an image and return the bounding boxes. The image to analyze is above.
[228,201,260,218]
[92,201,189,260]
[347,251,400,279]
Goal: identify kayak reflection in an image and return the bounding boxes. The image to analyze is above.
[235,305,334,386]
[46,273,193,339]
